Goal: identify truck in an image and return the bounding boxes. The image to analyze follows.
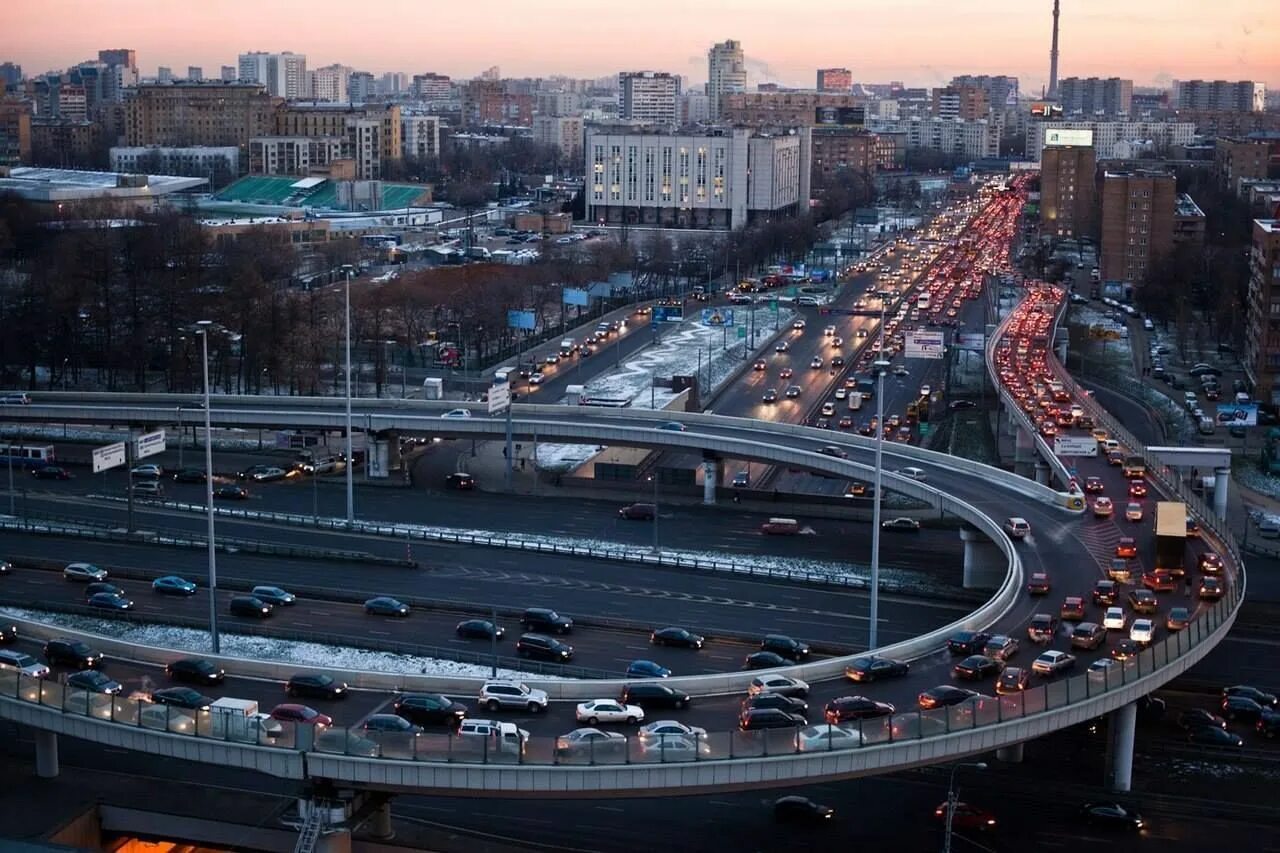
[559,339,576,357]
[847,391,864,411]
[1153,501,1187,576]
[208,697,282,743]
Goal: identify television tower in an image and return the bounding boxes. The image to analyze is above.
[1047,0,1061,100]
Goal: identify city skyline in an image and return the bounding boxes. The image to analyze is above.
[6,0,1277,91]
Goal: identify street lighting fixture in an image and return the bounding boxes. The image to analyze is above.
[868,289,894,649]
[943,761,987,853]
[342,264,355,526]
[193,320,220,654]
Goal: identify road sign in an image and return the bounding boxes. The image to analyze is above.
[918,423,931,437]
[1054,436,1099,457]
[737,326,747,339]
[134,430,166,460]
[905,331,945,360]
[92,441,127,473]
[955,333,985,351]
[488,382,511,414]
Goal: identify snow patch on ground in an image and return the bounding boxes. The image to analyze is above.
[0,607,562,681]
[1,424,266,452]
[1234,460,1280,503]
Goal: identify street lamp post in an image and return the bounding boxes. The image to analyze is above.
[343,266,355,526]
[650,472,659,551]
[194,321,220,654]
[868,290,893,649]
[943,761,987,853]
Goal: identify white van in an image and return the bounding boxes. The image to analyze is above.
[1143,319,1155,331]
[1258,515,1280,539]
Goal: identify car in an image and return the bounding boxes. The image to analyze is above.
[456,619,503,640]
[796,724,864,752]
[1093,579,1119,605]
[618,502,656,521]
[1103,606,1127,630]
[364,596,410,616]
[656,421,686,432]
[1122,501,1143,522]
[1224,686,1278,707]
[779,367,794,379]
[130,464,163,479]
[228,595,272,618]
[521,607,574,634]
[744,651,789,669]
[823,325,837,336]
[516,633,574,661]
[64,562,107,582]
[1141,570,1175,592]
[785,384,802,398]
[844,656,909,682]
[638,719,707,741]
[151,575,197,596]
[88,592,133,611]
[1115,538,1138,559]
[1187,726,1243,747]
[953,655,1003,681]
[575,699,643,725]
[935,801,998,832]
[743,693,809,717]
[445,472,475,490]
[650,627,704,649]
[1027,613,1059,643]
[31,465,73,480]
[761,388,779,404]
[1128,480,1148,498]
[1079,802,1144,830]
[1026,572,1050,594]
[881,517,921,532]
[917,685,978,710]
[1005,518,1031,540]
[996,667,1029,695]
[824,695,895,722]
[740,708,807,731]
[1084,476,1105,493]
[1199,577,1225,600]
[440,409,472,419]
[362,714,423,735]
[619,682,691,711]
[773,796,834,824]
[479,680,548,713]
[0,650,50,678]
[625,659,671,679]
[950,400,976,410]
[171,468,207,483]
[1110,639,1141,661]
[1221,694,1266,722]
[165,657,224,684]
[818,445,848,460]
[393,693,467,727]
[554,727,627,758]
[1166,607,1191,631]
[1178,708,1228,731]
[983,635,1020,662]
[1199,552,1224,574]
[748,674,809,697]
[947,631,991,656]
[213,484,249,500]
[286,673,347,700]
[792,319,806,330]
[1060,596,1086,621]
[1071,622,1106,650]
[250,586,294,606]
[269,704,332,726]
[66,669,122,695]
[761,634,810,661]
[150,687,213,710]
[897,466,927,481]
[1128,589,1159,614]
[1092,496,1114,518]
[1186,517,1201,538]
[1032,650,1076,675]
[775,341,790,353]
[1130,618,1155,644]
[44,638,103,669]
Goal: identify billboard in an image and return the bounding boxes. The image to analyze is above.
[700,308,735,327]
[652,305,684,323]
[814,106,865,127]
[955,333,986,351]
[488,382,511,414]
[1215,402,1257,426]
[563,288,589,307]
[506,310,537,330]
[905,331,945,360]
[1054,436,1099,457]
[1030,102,1064,118]
[1043,128,1094,147]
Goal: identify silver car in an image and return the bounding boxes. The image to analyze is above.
[64,562,107,582]
[478,680,549,713]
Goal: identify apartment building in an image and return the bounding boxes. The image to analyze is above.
[533,114,584,160]
[619,72,680,125]
[238,51,308,99]
[1040,142,1096,238]
[274,102,401,179]
[1244,219,1280,403]
[1214,134,1280,197]
[125,81,277,152]
[1057,77,1134,117]
[1176,80,1266,113]
[931,86,989,121]
[867,117,998,159]
[1026,120,1196,161]
[707,40,747,120]
[816,68,852,92]
[248,136,344,175]
[0,98,32,165]
[1098,168,1177,285]
[401,112,442,161]
[724,92,864,127]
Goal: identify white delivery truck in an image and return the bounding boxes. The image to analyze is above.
[559,339,576,357]
[208,697,282,742]
[847,391,864,411]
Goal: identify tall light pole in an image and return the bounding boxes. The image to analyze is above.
[943,761,987,853]
[343,265,355,526]
[868,290,893,649]
[195,321,220,654]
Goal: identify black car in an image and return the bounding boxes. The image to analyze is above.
[0,624,14,643]
[1224,685,1278,708]
[66,670,122,695]
[1079,802,1144,830]
[228,595,273,618]
[744,651,789,670]
[1092,580,1118,606]
[845,656,910,683]
[286,673,348,700]
[88,592,133,611]
[172,468,207,483]
[650,627,705,649]
[456,619,504,640]
[1258,709,1280,738]
[1222,694,1266,722]
[774,795,834,824]
[84,582,124,599]
[520,607,573,634]
[953,655,1003,681]
[918,685,979,710]
[31,465,73,480]
[44,638,102,669]
[515,633,574,661]
[824,695,895,723]
[1187,726,1243,747]
[620,682,691,710]
[1178,709,1227,731]
[214,484,249,500]
[150,687,213,710]
[445,472,476,490]
[363,714,422,735]
[947,631,991,656]
[744,693,808,715]
[392,693,467,727]
[165,657,224,684]
[761,634,810,661]
[739,708,807,731]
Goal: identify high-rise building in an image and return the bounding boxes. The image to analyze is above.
[221,66,236,82]
[1040,141,1096,238]
[1099,168,1177,285]
[1027,120,1196,161]
[381,72,410,95]
[463,80,532,126]
[310,65,351,103]
[348,72,375,104]
[932,86,990,121]
[618,72,681,124]
[949,75,1020,111]
[865,117,998,159]
[533,114,584,160]
[98,49,136,71]
[157,67,174,84]
[1,62,24,92]
[402,112,442,160]
[1245,219,1280,404]
[706,40,746,120]
[1214,134,1280,197]
[681,91,711,123]
[411,73,451,102]
[1176,80,1266,113]
[238,51,308,99]
[126,81,276,152]
[1057,77,1133,116]
[187,67,203,82]
[0,98,32,165]
[816,68,853,92]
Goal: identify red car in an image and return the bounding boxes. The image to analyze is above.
[1060,596,1086,621]
[1026,573,1051,595]
[1128,480,1148,498]
[1142,570,1177,592]
[934,801,997,832]
[269,704,332,726]
[1115,538,1138,559]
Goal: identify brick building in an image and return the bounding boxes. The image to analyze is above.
[1098,168,1177,285]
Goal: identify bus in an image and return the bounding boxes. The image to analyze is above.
[1122,455,1146,479]
[0,443,55,468]
[915,293,932,311]
[1154,502,1187,575]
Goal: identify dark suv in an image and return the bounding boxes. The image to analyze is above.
[44,638,103,669]
[761,634,811,661]
[520,608,573,634]
[620,682,691,710]
[618,503,656,521]
[515,633,574,662]
[229,595,273,618]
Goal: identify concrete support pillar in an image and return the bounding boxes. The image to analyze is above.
[1034,461,1049,486]
[960,526,1004,589]
[367,438,390,479]
[1013,425,1036,479]
[1107,701,1137,793]
[1213,466,1230,521]
[34,730,58,778]
[315,830,352,853]
[996,742,1024,763]
[703,461,717,505]
[384,431,402,472]
[368,800,394,840]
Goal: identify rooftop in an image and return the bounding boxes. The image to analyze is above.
[214,174,431,211]
[1258,220,1280,234]
[0,167,205,201]
[1176,193,1205,218]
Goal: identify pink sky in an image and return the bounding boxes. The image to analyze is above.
[6,0,1277,91]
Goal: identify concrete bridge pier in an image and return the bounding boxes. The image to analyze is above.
[1034,460,1050,486]
[1012,425,1037,480]
[367,800,394,840]
[35,730,58,778]
[959,526,1003,589]
[996,742,1024,763]
[1106,701,1137,793]
[1213,466,1230,521]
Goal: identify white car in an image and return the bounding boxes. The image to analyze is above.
[1103,606,1127,630]
[575,700,644,725]
[897,467,927,482]
[63,562,108,582]
[1031,650,1076,675]
[529,372,545,385]
[0,649,50,678]
[796,724,864,752]
[638,720,707,740]
[1004,518,1030,539]
[919,385,932,397]
[824,325,837,336]
[834,388,847,400]
[1130,618,1155,644]
[441,409,473,419]
[792,319,807,331]
[250,467,287,482]
[810,356,824,369]
[821,402,836,416]
[130,464,163,478]
[635,732,710,758]
[747,674,810,697]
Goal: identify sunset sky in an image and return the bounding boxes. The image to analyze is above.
[6,0,1277,92]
